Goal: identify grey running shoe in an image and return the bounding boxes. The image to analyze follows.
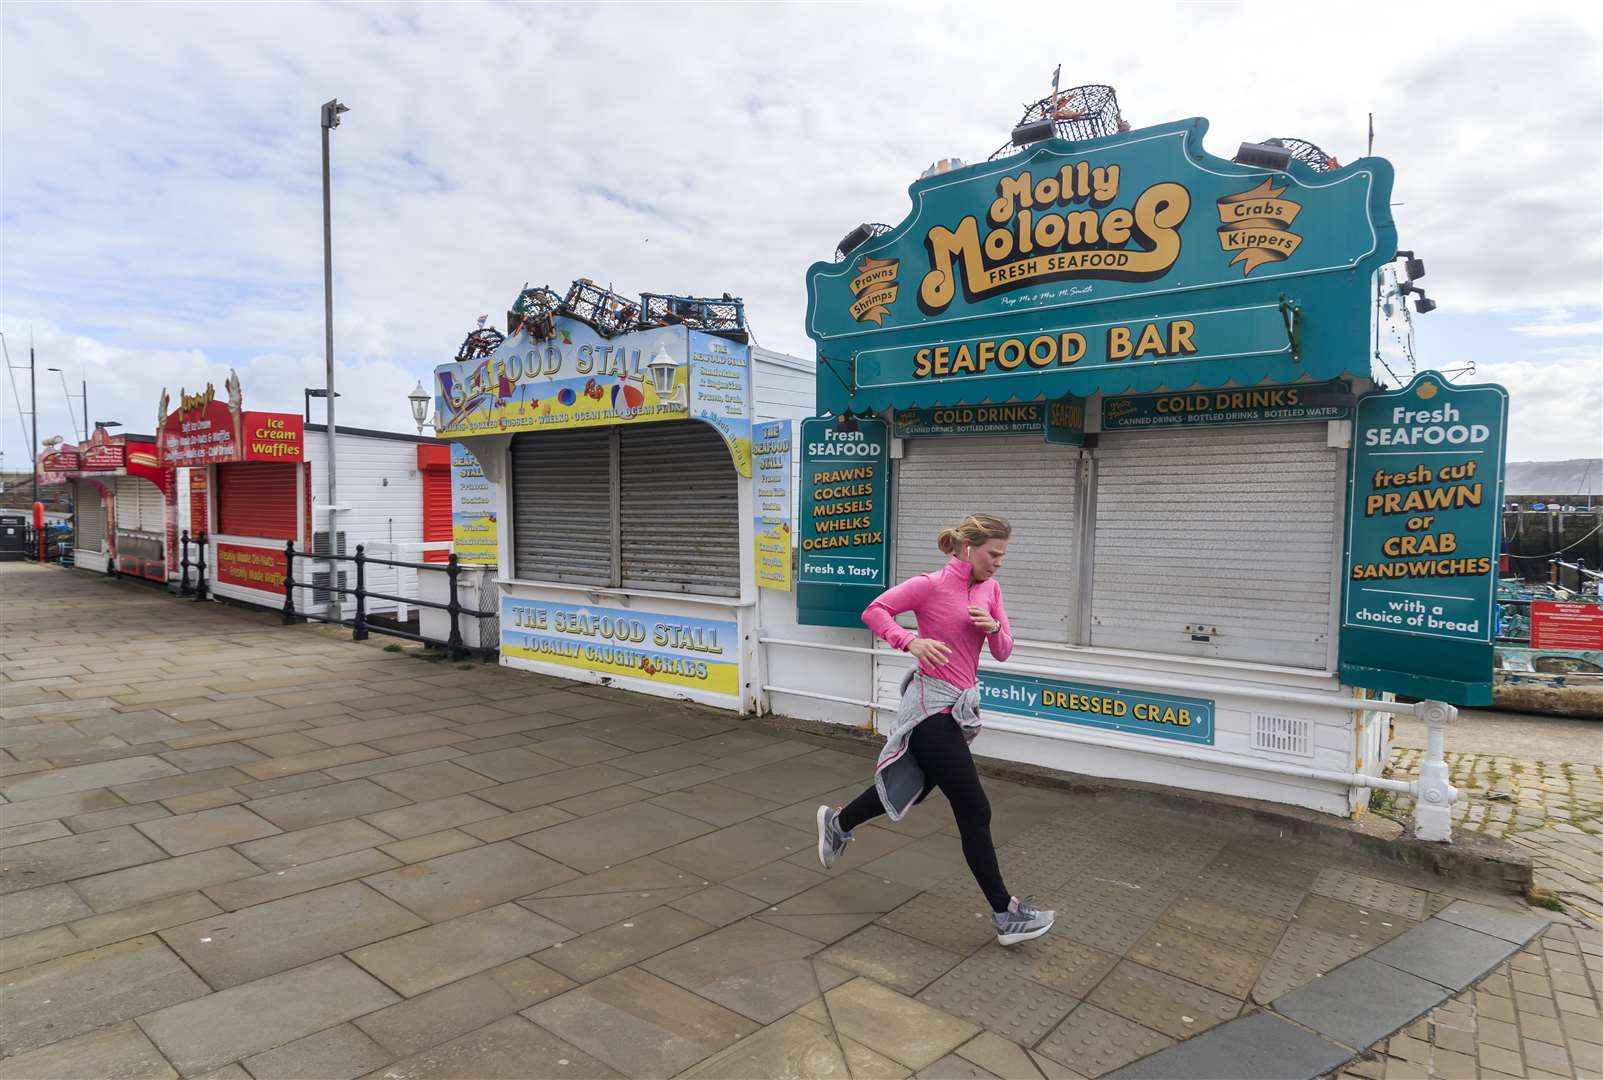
[993,895,1054,946]
[815,805,852,869]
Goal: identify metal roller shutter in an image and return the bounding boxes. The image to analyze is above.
[620,422,740,597]
[422,467,452,563]
[216,462,299,540]
[76,482,105,552]
[136,479,165,534]
[894,435,1079,642]
[1090,424,1340,669]
[511,429,613,586]
[114,477,142,530]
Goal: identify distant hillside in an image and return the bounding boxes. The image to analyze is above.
[1505,459,1601,496]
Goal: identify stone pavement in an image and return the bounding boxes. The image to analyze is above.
[0,562,1592,1080]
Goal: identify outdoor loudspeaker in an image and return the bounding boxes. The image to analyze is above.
[1011,119,1056,146]
[837,224,874,257]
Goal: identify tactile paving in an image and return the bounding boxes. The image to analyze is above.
[1087,959,1244,1041]
[1310,868,1429,920]
[876,891,1000,953]
[1051,894,1163,954]
[977,931,1122,999]
[1035,1004,1174,1078]
[1156,896,1290,957]
[1126,923,1267,999]
[1249,925,1369,1005]
[1177,871,1309,922]
[1292,893,1416,947]
[916,954,1080,1046]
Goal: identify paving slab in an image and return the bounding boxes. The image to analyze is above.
[1367,917,1524,990]
[0,819,71,849]
[680,1011,850,1079]
[240,1023,392,1080]
[133,804,280,856]
[0,1020,178,1080]
[0,755,179,801]
[523,885,705,936]
[138,956,401,1076]
[1271,955,1451,1050]
[0,787,126,827]
[476,763,641,811]
[641,916,820,994]
[1087,959,1242,1041]
[359,792,503,839]
[111,766,255,805]
[353,957,575,1057]
[72,846,263,912]
[656,816,818,881]
[526,965,760,1077]
[451,745,567,782]
[244,778,410,831]
[160,880,427,989]
[348,901,574,997]
[917,950,1080,1046]
[1036,1004,1174,1079]
[70,890,223,949]
[363,839,578,921]
[667,884,772,927]
[234,817,393,872]
[0,934,209,1056]
[1310,867,1431,921]
[817,924,967,995]
[516,800,716,872]
[532,854,709,899]
[379,828,482,864]
[1104,1007,1351,1080]
[0,924,84,972]
[728,858,832,904]
[1125,921,1267,999]
[648,782,784,827]
[357,1014,621,1080]
[0,824,168,894]
[826,977,981,1072]
[1434,899,1552,944]
[0,881,93,938]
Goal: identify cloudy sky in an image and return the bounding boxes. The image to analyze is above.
[3,3,1599,471]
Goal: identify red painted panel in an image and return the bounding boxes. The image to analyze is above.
[216,462,298,541]
[423,467,452,562]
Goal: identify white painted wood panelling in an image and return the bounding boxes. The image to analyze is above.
[1090,424,1341,669]
[307,431,430,615]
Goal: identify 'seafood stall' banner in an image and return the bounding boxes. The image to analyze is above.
[501,597,738,696]
[797,416,889,627]
[1341,371,1508,704]
[753,420,793,590]
[215,543,287,596]
[450,442,497,565]
[157,375,304,466]
[433,319,752,476]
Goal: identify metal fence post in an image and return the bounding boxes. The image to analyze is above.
[446,553,466,660]
[282,540,298,624]
[352,544,368,641]
[194,532,209,600]
[179,531,192,596]
[1412,700,1458,843]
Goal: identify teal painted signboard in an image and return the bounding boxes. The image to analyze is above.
[893,397,1085,445]
[981,672,1214,745]
[798,417,890,627]
[1102,379,1351,431]
[1340,371,1508,704]
[804,118,1396,415]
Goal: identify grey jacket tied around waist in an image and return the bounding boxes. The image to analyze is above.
[873,669,982,821]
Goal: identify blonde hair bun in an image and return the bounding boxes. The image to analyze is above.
[937,513,1012,555]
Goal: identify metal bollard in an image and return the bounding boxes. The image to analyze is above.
[282,541,298,624]
[179,531,192,596]
[1412,700,1458,843]
[446,553,466,660]
[352,545,368,641]
[193,533,209,600]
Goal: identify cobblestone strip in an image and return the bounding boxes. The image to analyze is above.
[1325,921,1603,1080]
[1385,749,1603,924]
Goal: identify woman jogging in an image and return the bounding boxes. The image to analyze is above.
[815,513,1055,946]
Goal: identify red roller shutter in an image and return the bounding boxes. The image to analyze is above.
[422,464,452,563]
[216,462,298,540]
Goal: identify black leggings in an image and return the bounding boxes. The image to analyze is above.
[838,712,1012,913]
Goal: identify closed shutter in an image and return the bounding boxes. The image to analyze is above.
[511,429,613,585]
[76,482,105,552]
[135,480,165,534]
[1090,424,1340,668]
[894,435,1079,642]
[422,467,452,563]
[216,462,298,540]
[114,478,142,529]
[620,423,740,596]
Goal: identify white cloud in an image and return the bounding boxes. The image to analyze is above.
[1475,349,1603,462]
[1510,319,1603,339]
[3,1,1601,469]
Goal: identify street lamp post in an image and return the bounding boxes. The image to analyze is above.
[47,368,87,443]
[321,97,348,620]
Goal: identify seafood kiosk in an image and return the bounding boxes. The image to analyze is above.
[431,281,814,710]
[767,90,1507,824]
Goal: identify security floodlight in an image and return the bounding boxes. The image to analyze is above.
[1233,141,1293,171]
[321,99,349,129]
[837,224,874,258]
[407,381,431,432]
[95,420,123,429]
[1413,291,1437,315]
[1011,118,1056,146]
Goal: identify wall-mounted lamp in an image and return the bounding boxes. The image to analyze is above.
[407,381,432,433]
[647,344,688,408]
[1232,140,1293,171]
[1398,281,1437,314]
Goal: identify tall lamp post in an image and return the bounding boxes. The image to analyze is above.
[47,368,87,443]
[321,97,348,619]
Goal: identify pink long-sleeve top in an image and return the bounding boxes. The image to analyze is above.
[862,555,1014,689]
